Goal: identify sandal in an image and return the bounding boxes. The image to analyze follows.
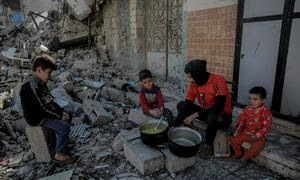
[53,154,77,167]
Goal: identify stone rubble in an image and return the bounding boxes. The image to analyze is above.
[0,3,291,180]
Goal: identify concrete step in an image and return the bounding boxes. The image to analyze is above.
[252,130,300,180]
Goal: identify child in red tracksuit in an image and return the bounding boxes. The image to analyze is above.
[138,69,164,118]
[231,86,271,162]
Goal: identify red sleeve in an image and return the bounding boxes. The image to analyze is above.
[139,91,150,113]
[185,83,196,101]
[156,88,164,108]
[215,77,229,96]
[255,110,272,138]
[236,108,247,130]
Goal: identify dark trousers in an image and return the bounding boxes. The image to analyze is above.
[41,118,71,154]
[174,101,232,145]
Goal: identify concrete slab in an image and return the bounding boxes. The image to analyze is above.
[124,139,164,175]
[112,128,141,152]
[128,109,156,125]
[66,0,92,20]
[26,126,53,162]
[162,148,196,173]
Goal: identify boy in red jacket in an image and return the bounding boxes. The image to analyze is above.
[138,69,164,118]
[231,86,271,162]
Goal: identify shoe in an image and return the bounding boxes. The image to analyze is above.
[199,144,213,159]
[53,153,76,166]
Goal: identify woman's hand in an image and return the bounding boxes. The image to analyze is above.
[183,112,198,125]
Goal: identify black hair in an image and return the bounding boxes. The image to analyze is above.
[32,56,57,72]
[139,69,152,81]
[249,86,267,99]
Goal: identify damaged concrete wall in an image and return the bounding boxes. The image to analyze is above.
[22,0,60,16]
[102,0,145,71]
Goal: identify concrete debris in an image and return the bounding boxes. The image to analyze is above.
[0,2,286,180]
[38,170,73,180]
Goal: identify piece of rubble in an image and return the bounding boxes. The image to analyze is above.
[58,71,73,82]
[100,86,126,102]
[26,126,54,162]
[125,92,139,107]
[0,92,12,110]
[83,79,105,89]
[66,0,92,20]
[8,152,24,167]
[128,109,156,125]
[13,118,27,134]
[112,128,141,152]
[82,99,110,125]
[124,139,164,175]
[161,148,196,173]
[38,169,73,180]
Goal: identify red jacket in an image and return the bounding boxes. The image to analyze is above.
[236,105,272,138]
[139,84,164,113]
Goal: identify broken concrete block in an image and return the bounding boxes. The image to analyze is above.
[38,170,73,180]
[26,126,54,162]
[13,118,27,134]
[112,78,128,90]
[83,79,105,89]
[161,148,196,173]
[82,99,110,125]
[112,128,141,152]
[125,92,139,107]
[100,86,126,102]
[57,48,66,58]
[8,152,24,167]
[124,139,164,175]
[128,109,156,125]
[0,91,11,110]
[61,81,74,93]
[66,0,92,20]
[58,71,73,82]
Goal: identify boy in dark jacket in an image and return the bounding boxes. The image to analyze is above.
[20,54,75,164]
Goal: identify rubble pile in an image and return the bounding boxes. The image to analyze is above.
[0,5,183,179]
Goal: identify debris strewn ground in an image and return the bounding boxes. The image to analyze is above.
[0,4,294,180]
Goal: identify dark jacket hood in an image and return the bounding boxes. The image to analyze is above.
[184,59,209,86]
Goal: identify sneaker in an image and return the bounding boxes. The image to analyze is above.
[199,144,213,159]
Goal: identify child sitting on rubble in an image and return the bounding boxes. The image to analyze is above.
[230,86,271,163]
[20,54,75,165]
[138,69,172,123]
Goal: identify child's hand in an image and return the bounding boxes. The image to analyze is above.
[62,112,69,121]
[150,109,161,117]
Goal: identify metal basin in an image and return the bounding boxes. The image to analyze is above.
[139,120,169,146]
[168,126,202,157]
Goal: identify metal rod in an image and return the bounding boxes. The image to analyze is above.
[29,12,40,31]
[29,11,55,22]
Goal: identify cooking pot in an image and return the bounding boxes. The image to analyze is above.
[139,119,169,146]
[168,126,202,157]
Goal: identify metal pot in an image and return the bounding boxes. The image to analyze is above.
[139,120,169,146]
[168,126,202,157]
